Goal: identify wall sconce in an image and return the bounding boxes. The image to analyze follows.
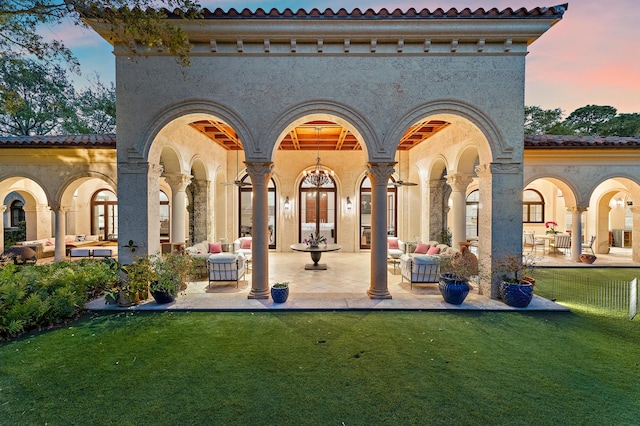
[284,196,290,210]
[346,196,352,211]
[616,198,624,207]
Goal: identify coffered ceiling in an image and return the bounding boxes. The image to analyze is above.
[189,119,449,151]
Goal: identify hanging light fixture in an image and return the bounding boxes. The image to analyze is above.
[303,127,334,187]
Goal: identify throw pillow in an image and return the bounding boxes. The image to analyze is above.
[414,243,430,254]
[388,238,399,249]
[427,246,440,255]
[240,238,252,249]
[209,242,222,254]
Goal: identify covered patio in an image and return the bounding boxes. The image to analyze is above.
[84,247,637,312]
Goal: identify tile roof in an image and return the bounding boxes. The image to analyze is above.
[164,4,568,20]
[524,135,640,148]
[0,134,116,148]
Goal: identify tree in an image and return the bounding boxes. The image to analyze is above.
[0,56,77,136]
[524,106,565,135]
[597,113,640,137]
[564,105,618,135]
[0,1,202,69]
[62,75,116,134]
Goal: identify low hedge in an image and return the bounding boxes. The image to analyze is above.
[0,259,119,340]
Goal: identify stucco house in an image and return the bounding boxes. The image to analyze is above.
[11,5,633,302]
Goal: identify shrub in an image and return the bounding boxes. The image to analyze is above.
[0,260,119,340]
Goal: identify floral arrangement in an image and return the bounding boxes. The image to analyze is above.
[545,221,560,234]
[303,233,327,247]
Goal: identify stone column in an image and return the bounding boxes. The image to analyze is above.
[245,162,273,299]
[569,206,588,262]
[427,179,447,242]
[118,161,162,264]
[631,206,640,263]
[367,162,395,299]
[445,173,473,248]
[165,173,192,244]
[50,205,67,261]
[0,205,6,253]
[476,163,523,298]
[190,179,211,244]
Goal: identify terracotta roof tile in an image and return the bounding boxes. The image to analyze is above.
[188,4,568,20]
[0,134,116,148]
[524,135,640,148]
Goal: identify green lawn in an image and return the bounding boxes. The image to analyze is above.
[1,309,639,425]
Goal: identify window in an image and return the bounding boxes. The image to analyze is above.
[160,191,170,242]
[300,174,336,244]
[10,200,25,227]
[466,190,479,238]
[359,176,397,249]
[91,189,118,241]
[523,189,544,223]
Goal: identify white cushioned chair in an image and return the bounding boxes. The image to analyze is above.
[207,253,245,288]
[400,254,441,289]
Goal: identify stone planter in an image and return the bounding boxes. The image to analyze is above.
[579,253,597,264]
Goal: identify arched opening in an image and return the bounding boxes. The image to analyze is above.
[359,176,397,249]
[239,174,277,249]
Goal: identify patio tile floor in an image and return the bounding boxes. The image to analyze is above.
[84,249,629,313]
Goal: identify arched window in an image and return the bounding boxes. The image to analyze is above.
[91,189,118,241]
[359,176,397,249]
[300,174,336,244]
[523,189,544,223]
[10,199,25,227]
[466,190,479,238]
[239,175,277,249]
[160,191,170,242]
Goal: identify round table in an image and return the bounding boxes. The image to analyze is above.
[290,243,342,270]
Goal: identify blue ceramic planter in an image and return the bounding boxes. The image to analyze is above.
[271,285,289,303]
[500,281,534,308]
[438,273,470,305]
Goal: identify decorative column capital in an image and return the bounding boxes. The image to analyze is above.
[245,162,273,186]
[367,162,395,186]
[568,206,589,214]
[164,173,193,192]
[49,204,68,213]
[475,162,522,178]
[445,173,474,192]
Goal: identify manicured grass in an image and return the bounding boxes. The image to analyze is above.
[1,309,639,425]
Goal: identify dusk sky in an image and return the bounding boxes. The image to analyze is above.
[47,1,639,116]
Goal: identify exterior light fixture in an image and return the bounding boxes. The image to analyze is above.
[346,196,352,210]
[284,196,290,210]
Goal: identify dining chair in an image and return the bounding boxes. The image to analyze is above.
[550,234,571,256]
[582,235,596,254]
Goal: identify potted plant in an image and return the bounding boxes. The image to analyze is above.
[438,243,478,305]
[118,257,153,306]
[149,252,194,304]
[303,233,326,248]
[495,253,536,308]
[271,282,290,303]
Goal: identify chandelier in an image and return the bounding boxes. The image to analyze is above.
[302,127,334,187]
